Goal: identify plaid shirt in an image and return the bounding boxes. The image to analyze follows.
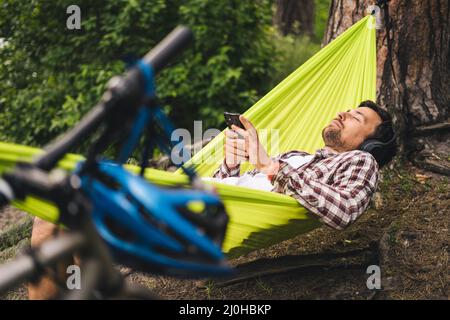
[213,148,379,230]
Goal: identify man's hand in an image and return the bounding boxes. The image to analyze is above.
[226,115,279,176]
[224,128,248,169]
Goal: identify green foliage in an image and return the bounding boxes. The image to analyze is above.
[270,34,320,87]
[314,0,330,42]
[0,0,276,147]
[269,0,329,90]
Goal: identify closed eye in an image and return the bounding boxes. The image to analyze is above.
[345,109,363,122]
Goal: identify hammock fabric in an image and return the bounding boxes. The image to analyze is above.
[0,15,376,258]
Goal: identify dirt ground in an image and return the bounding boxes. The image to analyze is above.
[0,159,448,300]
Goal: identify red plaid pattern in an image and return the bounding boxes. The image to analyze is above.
[213,148,379,230]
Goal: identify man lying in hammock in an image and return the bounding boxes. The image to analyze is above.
[212,100,396,230]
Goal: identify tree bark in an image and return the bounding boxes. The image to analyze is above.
[274,0,315,37]
[323,1,450,153]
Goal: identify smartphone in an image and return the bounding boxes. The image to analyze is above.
[224,112,245,130]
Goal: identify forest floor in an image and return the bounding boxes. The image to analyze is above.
[0,158,448,300]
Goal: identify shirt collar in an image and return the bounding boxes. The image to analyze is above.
[314,147,339,159]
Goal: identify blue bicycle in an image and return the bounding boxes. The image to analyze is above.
[0,26,233,299]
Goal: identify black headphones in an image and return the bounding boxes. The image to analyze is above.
[359,133,397,167]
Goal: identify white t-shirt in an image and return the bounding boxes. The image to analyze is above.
[204,155,313,191]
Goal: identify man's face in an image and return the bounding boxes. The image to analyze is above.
[322,107,382,152]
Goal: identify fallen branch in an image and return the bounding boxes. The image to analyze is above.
[412,120,450,136]
[215,243,379,288]
[410,158,450,176]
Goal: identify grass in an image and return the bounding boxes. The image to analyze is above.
[255,277,273,295]
[436,177,448,193]
[387,222,400,246]
[0,253,28,299]
[0,216,32,252]
[378,158,437,197]
[204,280,216,300]
[0,238,29,263]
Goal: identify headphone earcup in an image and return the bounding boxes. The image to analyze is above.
[359,139,386,164]
[359,139,382,154]
[359,134,397,167]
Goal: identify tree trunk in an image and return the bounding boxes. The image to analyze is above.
[274,0,315,37]
[323,0,450,156]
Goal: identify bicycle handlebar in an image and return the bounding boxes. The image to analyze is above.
[0,192,8,209]
[142,26,193,74]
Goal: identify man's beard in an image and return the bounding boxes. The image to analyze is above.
[322,126,344,149]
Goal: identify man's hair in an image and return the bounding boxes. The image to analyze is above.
[358,100,396,167]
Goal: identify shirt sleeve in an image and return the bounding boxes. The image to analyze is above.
[212,160,241,178]
[271,153,379,230]
[212,151,304,179]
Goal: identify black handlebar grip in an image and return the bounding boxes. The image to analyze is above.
[0,178,12,209]
[143,26,193,74]
[0,193,8,209]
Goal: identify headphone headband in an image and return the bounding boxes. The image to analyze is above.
[366,132,396,147]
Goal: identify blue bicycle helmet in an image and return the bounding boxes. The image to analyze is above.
[78,160,232,277]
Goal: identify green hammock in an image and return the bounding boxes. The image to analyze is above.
[0,15,376,258]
